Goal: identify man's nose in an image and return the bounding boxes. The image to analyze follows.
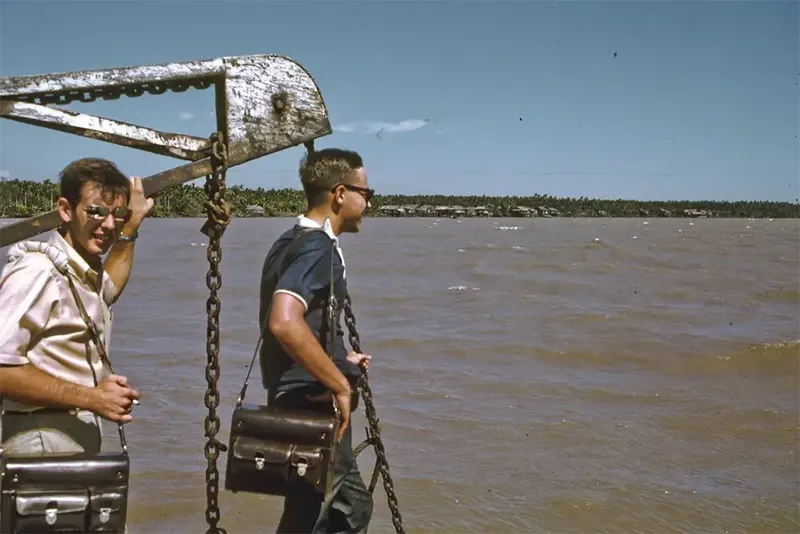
[101,214,117,230]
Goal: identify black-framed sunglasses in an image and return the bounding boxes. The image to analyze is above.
[333,183,375,203]
[85,205,131,222]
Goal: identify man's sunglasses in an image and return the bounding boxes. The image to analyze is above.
[85,205,131,222]
[332,183,375,203]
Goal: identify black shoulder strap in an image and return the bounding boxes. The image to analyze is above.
[65,274,129,455]
[325,232,338,367]
[237,231,338,407]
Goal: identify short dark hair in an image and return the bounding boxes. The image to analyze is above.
[59,158,130,206]
[299,148,363,207]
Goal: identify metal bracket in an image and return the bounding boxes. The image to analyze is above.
[0,53,332,247]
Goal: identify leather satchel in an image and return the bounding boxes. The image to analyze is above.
[0,274,130,534]
[225,236,341,498]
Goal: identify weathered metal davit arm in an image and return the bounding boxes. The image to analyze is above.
[0,54,332,247]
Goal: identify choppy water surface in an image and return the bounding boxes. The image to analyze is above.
[1,217,798,533]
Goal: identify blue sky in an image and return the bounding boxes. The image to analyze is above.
[1,1,797,202]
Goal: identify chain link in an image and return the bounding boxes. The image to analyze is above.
[201,131,232,534]
[343,295,406,534]
[8,79,213,107]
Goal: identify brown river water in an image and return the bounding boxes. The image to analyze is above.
[1,216,798,533]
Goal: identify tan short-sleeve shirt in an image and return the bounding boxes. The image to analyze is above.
[0,230,117,413]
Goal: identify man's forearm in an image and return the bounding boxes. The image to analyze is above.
[104,176,154,302]
[271,320,350,395]
[0,364,97,411]
[103,227,137,303]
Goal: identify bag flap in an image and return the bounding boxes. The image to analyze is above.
[3,453,129,490]
[231,436,292,464]
[230,436,325,467]
[90,492,124,513]
[290,444,324,467]
[232,403,337,443]
[15,491,89,516]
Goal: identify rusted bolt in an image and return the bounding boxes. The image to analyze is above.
[272,92,288,113]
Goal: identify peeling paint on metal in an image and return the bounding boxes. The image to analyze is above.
[223,55,331,165]
[1,101,209,160]
[0,59,225,96]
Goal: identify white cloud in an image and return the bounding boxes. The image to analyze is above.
[334,118,430,136]
[0,169,9,179]
[366,119,428,134]
[179,111,194,120]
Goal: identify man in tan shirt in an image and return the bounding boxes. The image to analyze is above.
[0,157,153,455]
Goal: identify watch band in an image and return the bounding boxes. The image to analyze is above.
[117,228,139,242]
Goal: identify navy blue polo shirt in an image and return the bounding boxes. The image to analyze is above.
[258,224,362,395]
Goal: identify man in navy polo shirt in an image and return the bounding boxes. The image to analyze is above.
[259,147,376,533]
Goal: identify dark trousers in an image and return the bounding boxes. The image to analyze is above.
[271,389,373,534]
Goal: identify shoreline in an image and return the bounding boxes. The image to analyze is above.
[1,180,798,219]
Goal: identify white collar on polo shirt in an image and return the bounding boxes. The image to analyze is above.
[295,215,346,279]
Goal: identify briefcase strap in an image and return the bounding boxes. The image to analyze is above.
[64,274,129,455]
[236,236,338,408]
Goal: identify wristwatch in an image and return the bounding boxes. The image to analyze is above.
[117,228,139,243]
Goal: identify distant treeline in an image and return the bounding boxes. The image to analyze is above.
[1,179,798,219]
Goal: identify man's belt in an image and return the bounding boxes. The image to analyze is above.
[2,408,79,416]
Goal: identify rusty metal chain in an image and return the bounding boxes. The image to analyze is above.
[200,131,232,534]
[342,294,405,534]
[8,78,213,106]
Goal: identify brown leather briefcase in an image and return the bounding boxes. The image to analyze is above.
[0,451,129,534]
[225,401,339,496]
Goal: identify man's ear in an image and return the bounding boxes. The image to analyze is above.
[56,197,73,225]
[331,185,346,208]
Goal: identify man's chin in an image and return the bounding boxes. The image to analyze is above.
[85,237,111,256]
